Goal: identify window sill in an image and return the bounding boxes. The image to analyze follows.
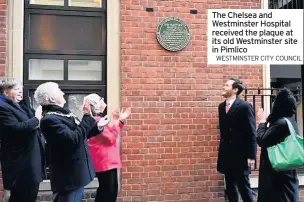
[39,178,99,191]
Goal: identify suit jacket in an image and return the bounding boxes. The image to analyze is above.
[217,97,257,175]
[0,95,44,190]
[40,105,101,192]
[256,117,299,202]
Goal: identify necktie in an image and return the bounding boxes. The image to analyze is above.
[226,103,230,113]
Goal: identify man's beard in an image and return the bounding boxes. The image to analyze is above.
[222,91,232,98]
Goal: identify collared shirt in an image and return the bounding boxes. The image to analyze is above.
[226,97,236,107]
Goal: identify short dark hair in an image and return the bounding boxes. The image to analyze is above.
[229,77,244,95]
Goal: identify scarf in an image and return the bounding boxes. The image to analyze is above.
[42,105,80,125]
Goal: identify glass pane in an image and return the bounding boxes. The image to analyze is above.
[68,94,88,119]
[29,59,64,80]
[69,0,102,7]
[29,92,40,110]
[28,14,104,53]
[68,60,102,81]
[30,0,64,6]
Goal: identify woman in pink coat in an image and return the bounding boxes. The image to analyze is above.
[86,94,131,202]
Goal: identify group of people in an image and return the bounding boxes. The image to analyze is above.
[218,77,300,202]
[0,76,301,202]
[0,78,130,202]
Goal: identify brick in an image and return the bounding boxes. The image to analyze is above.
[119,0,265,201]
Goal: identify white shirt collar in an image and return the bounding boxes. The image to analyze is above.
[226,97,236,106]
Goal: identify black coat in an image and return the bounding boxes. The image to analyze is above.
[257,117,299,202]
[0,95,44,190]
[217,97,257,175]
[40,105,101,192]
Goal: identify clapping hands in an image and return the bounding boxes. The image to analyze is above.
[257,108,267,123]
[120,107,131,121]
[82,99,92,116]
[97,115,110,127]
[112,107,131,122]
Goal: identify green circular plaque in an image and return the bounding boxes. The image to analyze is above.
[156,17,190,52]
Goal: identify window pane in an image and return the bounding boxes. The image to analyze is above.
[68,60,102,81]
[30,0,64,6]
[29,93,40,110]
[68,94,88,119]
[29,59,64,80]
[69,0,102,7]
[28,14,104,53]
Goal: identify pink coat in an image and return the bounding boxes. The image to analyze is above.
[88,117,124,173]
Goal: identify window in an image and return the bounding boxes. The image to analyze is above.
[24,0,107,179]
[29,87,106,119]
[68,60,103,81]
[25,12,105,54]
[69,0,103,8]
[30,0,64,6]
[29,59,64,80]
[23,55,106,86]
[29,0,104,8]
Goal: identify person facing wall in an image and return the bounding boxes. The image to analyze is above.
[34,82,109,202]
[85,93,131,202]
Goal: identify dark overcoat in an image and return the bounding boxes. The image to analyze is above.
[257,116,299,202]
[40,105,101,192]
[217,97,257,175]
[0,95,44,190]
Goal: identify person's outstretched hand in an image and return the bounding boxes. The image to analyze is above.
[98,115,110,128]
[119,107,131,122]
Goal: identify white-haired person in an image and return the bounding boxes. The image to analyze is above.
[86,93,131,202]
[0,77,44,202]
[34,82,109,202]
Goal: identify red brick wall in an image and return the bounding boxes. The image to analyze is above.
[119,0,262,201]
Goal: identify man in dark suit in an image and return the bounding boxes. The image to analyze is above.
[0,77,44,202]
[217,77,257,202]
[34,82,109,202]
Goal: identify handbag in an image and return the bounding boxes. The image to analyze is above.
[267,117,304,171]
